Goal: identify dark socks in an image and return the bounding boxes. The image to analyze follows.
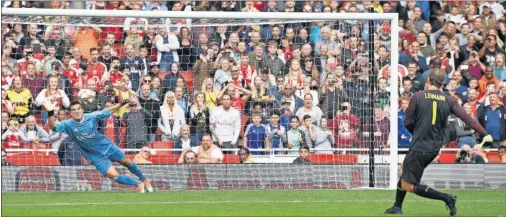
[413,184,449,202]
[394,180,407,208]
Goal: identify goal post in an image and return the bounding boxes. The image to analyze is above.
[2,8,399,190]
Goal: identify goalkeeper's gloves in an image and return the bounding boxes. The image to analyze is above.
[479,134,494,148]
[481,134,493,144]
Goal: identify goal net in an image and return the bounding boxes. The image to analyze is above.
[1,8,399,192]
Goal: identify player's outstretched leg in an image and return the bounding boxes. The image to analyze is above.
[118,157,153,192]
[384,180,406,215]
[402,180,457,216]
[105,166,145,193]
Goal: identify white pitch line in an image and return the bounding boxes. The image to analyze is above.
[3,200,506,206]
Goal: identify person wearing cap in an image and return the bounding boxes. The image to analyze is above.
[149,62,160,77]
[122,99,152,150]
[133,146,155,165]
[277,82,303,113]
[480,5,497,35]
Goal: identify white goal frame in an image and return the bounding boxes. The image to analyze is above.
[2,8,400,190]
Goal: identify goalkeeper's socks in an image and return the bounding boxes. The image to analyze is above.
[413,184,449,202]
[394,180,407,208]
[127,162,147,181]
[114,175,140,186]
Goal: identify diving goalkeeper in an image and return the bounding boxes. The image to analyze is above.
[46,97,153,193]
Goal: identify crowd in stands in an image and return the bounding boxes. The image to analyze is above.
[1,0,506,165]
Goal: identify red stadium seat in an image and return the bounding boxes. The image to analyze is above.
[222,154,240,164]
[439,153,457,164]
[151,155,180,164]
[179,71,194,92]
[310,154,358,164]
[157,71,169,80]
[486,152,502,163]
[150,141,174,155]
[447,141,458,148]
[7,153,60,166]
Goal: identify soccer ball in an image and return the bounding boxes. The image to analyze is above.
[78,89,96,103]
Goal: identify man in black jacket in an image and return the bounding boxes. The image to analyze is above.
[138,83,160,142]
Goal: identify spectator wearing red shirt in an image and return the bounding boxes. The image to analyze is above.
[104,57,123,89]
[467,88,484,118]
[17,50,41,77]
[218,84,251,114]
[61,53,78,87]
[239,52,256,85]
[328,102,361,149]
[86,48,107,91]
[224,65,248,90]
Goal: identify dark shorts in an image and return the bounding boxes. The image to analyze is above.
[401,150,439,185]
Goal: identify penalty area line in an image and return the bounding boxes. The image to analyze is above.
[3,199,506,206]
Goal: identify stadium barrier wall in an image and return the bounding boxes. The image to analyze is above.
[2,164,505,192]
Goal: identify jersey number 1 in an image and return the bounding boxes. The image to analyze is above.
[432,101,437,125]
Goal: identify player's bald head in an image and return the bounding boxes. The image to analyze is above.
[428,69,445,88]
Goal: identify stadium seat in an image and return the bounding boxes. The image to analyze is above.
[447,141,458,148]
[439,153,457,164]
[310,154,358,164]
[157,71,169,80]
[7,154,60,166]
[222,154,240,163]
[486,152,502,163]
[150,141,174,155]
[179,71,194,92]
[150,155,179,164]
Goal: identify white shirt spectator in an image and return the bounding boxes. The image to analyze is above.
[154,29,180,64]
[210,106,241,144]
[296,106,323,125]
[158,104,186,139]
[445,13,466,25]
[35,89,70,109]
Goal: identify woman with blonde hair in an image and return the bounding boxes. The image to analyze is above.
[494,53,506,80]
[201,77,221,110]
[284,59,305,90]
[158,91,186,141]
[187,92,210,143]
[250,76,270,103]
[213,58,233,90]
[35,75,70,124]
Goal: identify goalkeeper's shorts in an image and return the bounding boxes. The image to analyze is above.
[401,150,439,185]
[88,145,126,176]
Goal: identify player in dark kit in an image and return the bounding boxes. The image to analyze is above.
[384,69,493,216]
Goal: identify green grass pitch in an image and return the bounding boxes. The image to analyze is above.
[2,190,505,216]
